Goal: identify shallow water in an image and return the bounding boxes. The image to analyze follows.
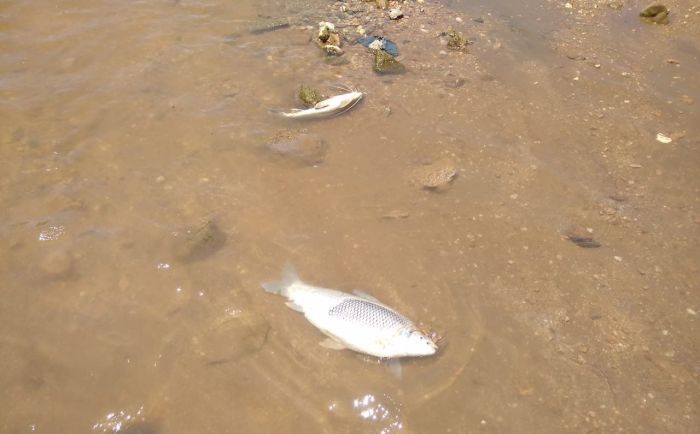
[1,0,698,433]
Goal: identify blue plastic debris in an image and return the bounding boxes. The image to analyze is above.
[357,35,399,57]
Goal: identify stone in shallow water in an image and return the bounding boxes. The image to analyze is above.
[640,3,669,24]
[172,220,226,262]
[358,35,399,56]
[298,84,322,108]
[266,129,327,166]
[412,159,458,190]
[389,8,403,20]
[373,49,405,75]
[195,311,270,364]
[565,226,601,248]
[446,28,468,50]
[39,249,75,278]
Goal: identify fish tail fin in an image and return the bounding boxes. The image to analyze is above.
[261,262,300,297]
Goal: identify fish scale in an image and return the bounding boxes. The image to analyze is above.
[328,299,412,331]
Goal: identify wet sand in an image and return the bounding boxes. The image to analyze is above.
[1,0,698,432]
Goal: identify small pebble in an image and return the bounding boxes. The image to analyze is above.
[389,8,403,20]
[656,133,672,143]
[614,256,622,262]
[687,308,697,316]
[381,210,410,220]
[566,226,601,248]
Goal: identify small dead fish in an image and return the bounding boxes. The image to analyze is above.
[276,89,362,120]
[262,264,437,361]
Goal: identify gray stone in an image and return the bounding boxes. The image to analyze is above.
[389,8,403,20]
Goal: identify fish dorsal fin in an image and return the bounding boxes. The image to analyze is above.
[352,289,381,303]
[319,338,347,351]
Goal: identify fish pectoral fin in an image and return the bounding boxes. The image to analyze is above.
[351,289,381,303]
[314,101,330,109]
[285,301,304,312]
[319,338,347,351]
[385,359,403,379]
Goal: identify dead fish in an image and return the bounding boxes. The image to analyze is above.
[262,264,437,367]
[275,88,362,120]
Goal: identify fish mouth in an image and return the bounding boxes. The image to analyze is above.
[427,342,438,354]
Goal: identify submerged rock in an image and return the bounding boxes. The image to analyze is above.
[323,44,343,55]
[373,49,406,75]
[640,3,669,24]
[412,159,458,190]
[196,311,270,364]
[389,8,403,20]
[172,220,226,262]
[446,27,468,50]
[358,35,399,56]
[566,226,601,248]
[318,21,334,43]
[39,249,75,279]
[298,84,323,108]
[316,21,343,55]
[266,129,327,166]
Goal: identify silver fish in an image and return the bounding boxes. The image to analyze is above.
[262,264,437,359]
[277,90,363,120]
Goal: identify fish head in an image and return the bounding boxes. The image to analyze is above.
[337,91,363,107]
[393,328,438,357]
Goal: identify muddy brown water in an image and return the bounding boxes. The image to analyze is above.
[1,0,698,433]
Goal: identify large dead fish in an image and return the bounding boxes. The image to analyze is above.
[262,264,437,372]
